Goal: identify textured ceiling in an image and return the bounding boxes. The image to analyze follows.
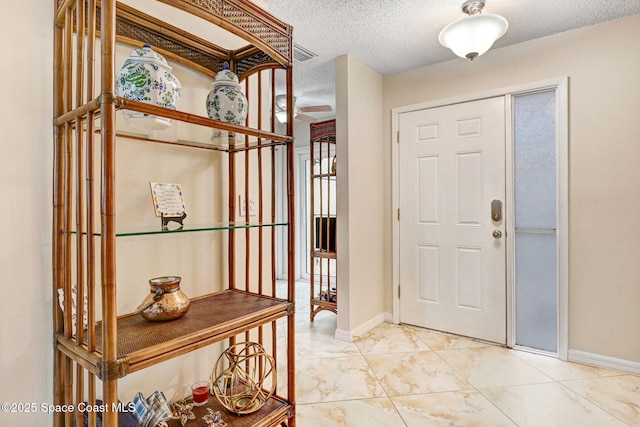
[267,0,640,120]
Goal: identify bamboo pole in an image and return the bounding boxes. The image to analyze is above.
[75,2,87,424]
[285,63,296,427]
[100,1,118,424]
[256,71,265,361]
[258,71,264,296]
[86,1,98,424]
[309,135,316,319]
[63,8,74,425]
[244,76,251,345]
[245,77,251,294]
[270,70,277,297]
[55,0,77,26]
[92,97,292,142]
[54,97,101,126]
[52,2,67,425]
[270,70,278,368]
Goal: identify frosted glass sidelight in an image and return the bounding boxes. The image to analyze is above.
[514,91,556,230]
[514,90,558,353]
[515,232,558,352]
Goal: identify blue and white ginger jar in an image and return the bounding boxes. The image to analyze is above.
[116,44,181,130]
[206,62,248,126]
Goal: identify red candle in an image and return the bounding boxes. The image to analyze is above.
[191,381,209,406]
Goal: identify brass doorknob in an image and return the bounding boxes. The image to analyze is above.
[492,230,502,239]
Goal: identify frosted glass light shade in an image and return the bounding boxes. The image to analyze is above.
[439,13,508,60]
[275,110,288,123]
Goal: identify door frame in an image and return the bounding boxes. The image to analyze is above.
[391,77,568,359]
[295,145,311,281]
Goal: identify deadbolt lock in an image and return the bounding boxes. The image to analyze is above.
[492,230,503,239]
[491,199,503,222]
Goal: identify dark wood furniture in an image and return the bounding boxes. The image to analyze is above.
[309,119,337,320]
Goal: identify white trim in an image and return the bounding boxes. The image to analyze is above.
[335,313,387,342]
[275,145,288,280]
[392,77,568,116]
[295,146,311,280]
[505,94,515,348]
[568,350,640,375]
[391,77,569,357]
[391,111,401,325]
[556,78,569,361]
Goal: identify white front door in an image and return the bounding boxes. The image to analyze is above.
[398,97,506,344]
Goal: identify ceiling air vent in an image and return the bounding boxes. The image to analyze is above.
[293,43,318,63]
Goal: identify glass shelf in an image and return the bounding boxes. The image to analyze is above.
[114,129,289,153]
[69,222,288,237]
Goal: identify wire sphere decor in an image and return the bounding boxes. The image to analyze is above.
[211,341,276,415]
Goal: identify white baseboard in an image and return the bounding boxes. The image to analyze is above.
[334,313,388,343]
[568,349,640,375]
[384,312,394,323]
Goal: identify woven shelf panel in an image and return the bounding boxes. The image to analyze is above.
[93,291,287,358]
[236,51,278,77]
[113,14,225,73]
[166,395,290,427]
[310,119,336,142]
[181,0,292,61]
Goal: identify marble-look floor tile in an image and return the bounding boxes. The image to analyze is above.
[296,330,361,360]
[561,375,640,426]
[296,398,405,427]
[295,311,338,337]
[355,322,429,355]
[406,326,491,351]
[392,391,517,427]
[366,351,470,396]
[437,346,553,388]
[481,382,628,427]
[512,350,621,381]
[296,356,385,404]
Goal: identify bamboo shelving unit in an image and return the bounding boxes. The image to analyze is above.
[52,1,296,426]
[309,120,337,320]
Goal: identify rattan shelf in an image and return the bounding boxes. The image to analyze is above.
[52,0,296,426]
[167,394,291,427]
[56,290,292,377]
[310,250,336,259]
[309,119,337,321]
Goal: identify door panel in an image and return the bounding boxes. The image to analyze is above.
[399,97,506,344]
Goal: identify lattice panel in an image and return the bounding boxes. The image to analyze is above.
[236,51,278,77]
[177,0,292,63]
[311,120,337,142]
[191,0,224,15]
[223,2,291,60]
[112,13,225,73]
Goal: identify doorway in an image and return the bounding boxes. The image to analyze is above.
[392,78,568,357]
[397,96,507,344]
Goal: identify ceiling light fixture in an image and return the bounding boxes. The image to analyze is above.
[438,0,508,61]
[275,110,288,123]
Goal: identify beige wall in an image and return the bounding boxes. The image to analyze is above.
[0,2,53,425]
[383,14,640,363]
[335,55,386,337]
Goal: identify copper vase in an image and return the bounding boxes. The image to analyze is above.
[135,276,190,321]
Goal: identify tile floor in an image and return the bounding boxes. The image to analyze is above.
[283,282,640,426]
